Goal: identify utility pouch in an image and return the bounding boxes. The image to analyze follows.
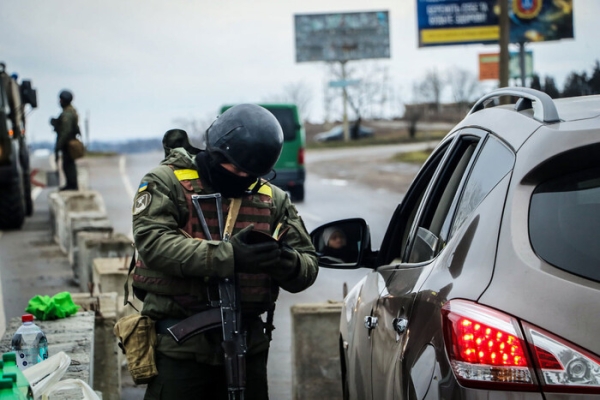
[113,313,158,384]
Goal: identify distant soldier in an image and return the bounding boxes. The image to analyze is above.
[50,90,79,190]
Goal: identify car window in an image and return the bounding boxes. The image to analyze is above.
[378,141,451,265]
[406,135,482,264]
[529,167,600,282]
[266,108,296,141]
[448,135,515,239]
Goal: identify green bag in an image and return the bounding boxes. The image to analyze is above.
[25,292,80,321]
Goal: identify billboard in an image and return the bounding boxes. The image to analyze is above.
[417,0,574,47]
[478,51,534,81]
[294,11,390,63]
[510,0,573,43]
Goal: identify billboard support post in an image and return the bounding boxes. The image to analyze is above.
[518,42,527,87]
[341,61,349,142]
[499,0,510,90]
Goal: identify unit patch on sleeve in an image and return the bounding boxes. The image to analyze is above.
[133,192,152,215]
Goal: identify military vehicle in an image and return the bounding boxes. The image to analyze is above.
[0,62,37,229]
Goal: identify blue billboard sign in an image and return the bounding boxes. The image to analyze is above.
[417,0,574,47]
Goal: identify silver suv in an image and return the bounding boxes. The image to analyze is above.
[311,88,600,399]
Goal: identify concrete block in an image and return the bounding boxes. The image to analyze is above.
[66,213,113,267]
[71,292,121,400]
[92,257,132,297]
[76,232,133,293]
[291,302,343,400]
[0,312,97,399]
[50,190,106,251]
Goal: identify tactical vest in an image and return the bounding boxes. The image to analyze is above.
[132,166,279,315]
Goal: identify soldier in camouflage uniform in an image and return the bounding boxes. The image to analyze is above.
[131,104,319,399]
[50,90,79,190]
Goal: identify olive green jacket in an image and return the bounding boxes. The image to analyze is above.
[55,104,79,151]
[132,148,318,363]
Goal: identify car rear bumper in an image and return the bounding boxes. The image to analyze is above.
[270,168,305,190]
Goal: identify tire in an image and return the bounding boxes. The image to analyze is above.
[0,174,26,230]
[23,172,33,216]
[289,184,305,202]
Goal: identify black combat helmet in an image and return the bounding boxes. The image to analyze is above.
[205,104,283,177]
[59,90,73,104]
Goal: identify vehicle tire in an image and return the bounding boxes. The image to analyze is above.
[24,172,33,216]
[289,184,305,202]
[0,174,26,230]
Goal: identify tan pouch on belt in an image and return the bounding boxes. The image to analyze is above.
[113,313,158,384]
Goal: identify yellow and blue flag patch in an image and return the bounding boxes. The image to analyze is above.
[138,182,149,193]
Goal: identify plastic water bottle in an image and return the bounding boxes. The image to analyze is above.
[10,314,48,371]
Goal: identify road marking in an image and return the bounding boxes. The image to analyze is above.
[119,155,135,200]
[320,178,348,186]
[32,186,42,201]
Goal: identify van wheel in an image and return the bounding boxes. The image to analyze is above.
[24,173,34,216]
[289,184,305,202]
[0,175,26,230]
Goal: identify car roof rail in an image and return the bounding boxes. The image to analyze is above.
[468,87,560,123]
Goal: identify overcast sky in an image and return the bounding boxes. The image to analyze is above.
[2,0,598,143]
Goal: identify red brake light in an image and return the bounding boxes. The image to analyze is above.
[443,300,600,394]
[452,316,527,367]
[442,300,537,390]
[297,148,304,165]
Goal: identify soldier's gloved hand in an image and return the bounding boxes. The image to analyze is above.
[267,242,300,282]
[230,225,280,273]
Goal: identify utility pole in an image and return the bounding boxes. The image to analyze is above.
[340,61,350,142]
[499,0,510,90]
[85,111,90,146]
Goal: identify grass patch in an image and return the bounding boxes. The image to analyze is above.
[390,149,433,164]
[306,129,448,150]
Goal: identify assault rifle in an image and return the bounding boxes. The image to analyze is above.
[167,193,247,400]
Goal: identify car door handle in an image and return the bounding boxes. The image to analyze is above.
[393,317,408,334]
[364,315,378,330]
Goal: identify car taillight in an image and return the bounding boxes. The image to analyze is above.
[522,322,600,393]
[442,300,537,391]
[442,300,600,394]
[297,148,304,165]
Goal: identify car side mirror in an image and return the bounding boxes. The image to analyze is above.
[310,218,370,269]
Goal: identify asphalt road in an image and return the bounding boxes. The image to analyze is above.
[0,142,432,399]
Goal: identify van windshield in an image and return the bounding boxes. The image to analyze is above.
[266,108,296,141]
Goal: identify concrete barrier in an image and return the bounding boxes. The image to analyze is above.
[92,258,142,318]
[75,232,133,293]
[67,212,113,267]
[71,292,121,400]
[291,302,343,400]
[0,312,99,399]
[48,190,107,253]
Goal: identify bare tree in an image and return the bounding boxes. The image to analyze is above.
[446,66,481,111]
[171,112,217,149]
[262,80,313,121]
[417,68,445,112]
[325,60,392,121]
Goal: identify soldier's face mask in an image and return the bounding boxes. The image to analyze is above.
[195,152,257,198]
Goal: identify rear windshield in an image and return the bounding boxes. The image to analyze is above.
[529,167,600,282]
[265,108,297,142]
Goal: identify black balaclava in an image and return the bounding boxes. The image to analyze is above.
[195,151,257,198]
